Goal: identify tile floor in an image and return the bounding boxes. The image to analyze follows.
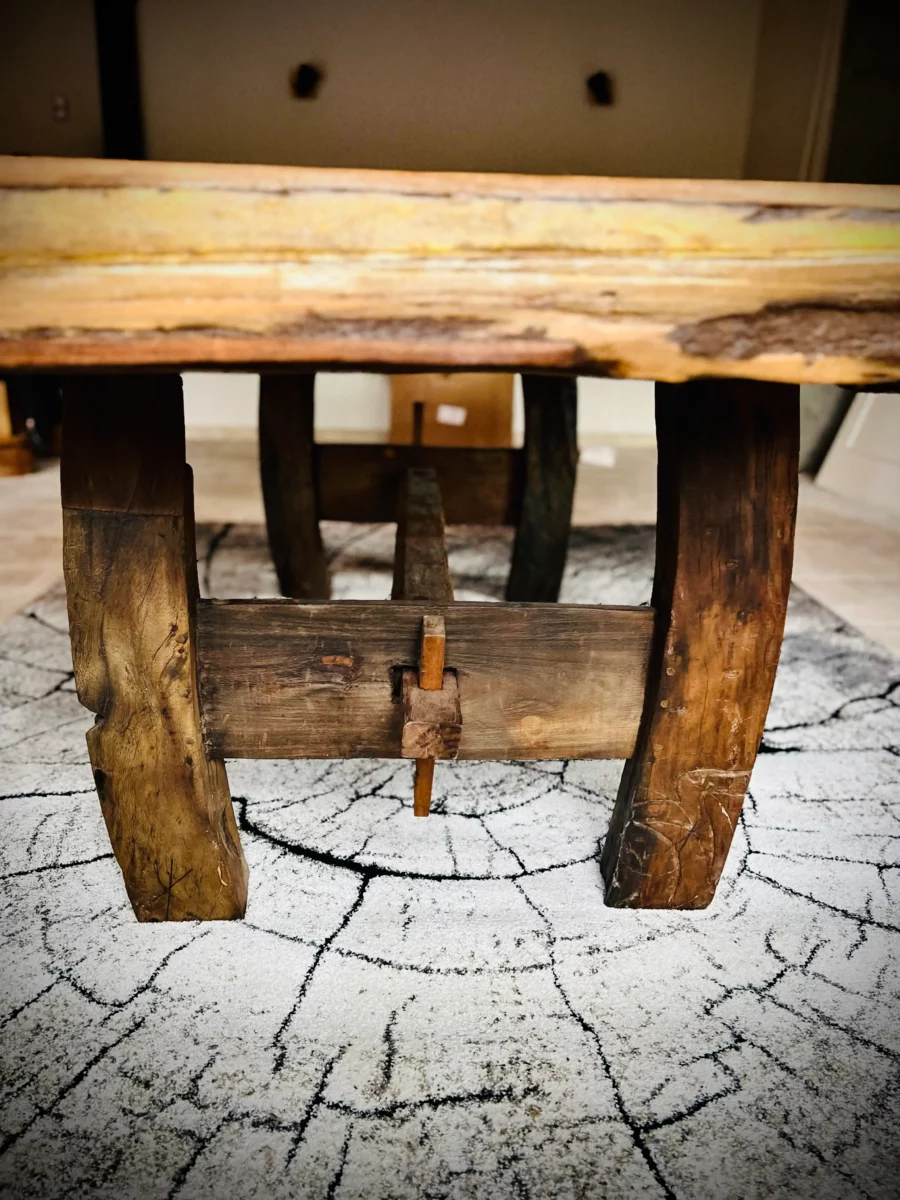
[1,436,898,654]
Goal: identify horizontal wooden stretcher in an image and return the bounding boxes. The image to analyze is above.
[2,156,898,922]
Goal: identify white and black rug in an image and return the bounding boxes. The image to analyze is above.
[1,523,898,1200]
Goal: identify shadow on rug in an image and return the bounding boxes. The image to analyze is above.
[0,524,898,1200]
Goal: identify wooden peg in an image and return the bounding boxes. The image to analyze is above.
[415,614,444,817]
[399,614,462,816]
[414,759,436,818]
[419,613,446,689]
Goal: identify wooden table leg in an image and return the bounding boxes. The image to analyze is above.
[62,376,248,921]
[259,373,330,599]
[506,374,578,602]
[601,378,799,909]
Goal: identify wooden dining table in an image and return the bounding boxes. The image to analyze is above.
[1,155,898,922]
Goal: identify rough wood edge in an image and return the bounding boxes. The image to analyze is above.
[62,376,248,921]
[3,157,898,383]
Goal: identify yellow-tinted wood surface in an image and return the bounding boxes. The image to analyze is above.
[1,157,898,383]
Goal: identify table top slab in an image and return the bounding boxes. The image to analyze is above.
[1,157,898,383]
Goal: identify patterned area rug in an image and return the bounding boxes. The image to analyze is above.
[1,523,898,1200]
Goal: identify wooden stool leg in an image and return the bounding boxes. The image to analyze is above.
[259,373,330,599]
[506,374,577,602]
[601,379,799,909]
[62,376,248,921]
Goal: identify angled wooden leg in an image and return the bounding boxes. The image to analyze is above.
[602,379,799,909]
[506,374,578,602]
[259,373,330,599]
[62,375,248,921]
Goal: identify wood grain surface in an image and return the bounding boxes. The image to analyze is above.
[400,668,462,761]
[601,379,799,909]
[196,600,653,761]
[1,157,898,383]
[316,444,523,525]
[389,373,514,446]
[61,375,188,515]
[62,376,248,921]
[391,469,454,603]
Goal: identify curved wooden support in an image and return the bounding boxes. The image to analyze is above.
[62,375,248,921]
[601,379,799,909]
[506,375,578,602]
[259,373,330,600]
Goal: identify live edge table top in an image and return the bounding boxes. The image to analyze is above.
[0,156,898,384]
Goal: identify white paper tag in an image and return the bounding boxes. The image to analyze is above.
[580,445,617,469]
[436,404,467,427]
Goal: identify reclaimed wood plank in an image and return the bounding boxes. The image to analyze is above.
[2,157,898,383]
[196,600,653,761]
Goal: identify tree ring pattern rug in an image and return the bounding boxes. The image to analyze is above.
[0,523,898,1200]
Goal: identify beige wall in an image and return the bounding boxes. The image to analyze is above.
[181,374,656,442]
[183,373,393,435]
[0,0,851,180]
[0,1,103,156]
[743,0,846,180]
[140,0,762,177]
